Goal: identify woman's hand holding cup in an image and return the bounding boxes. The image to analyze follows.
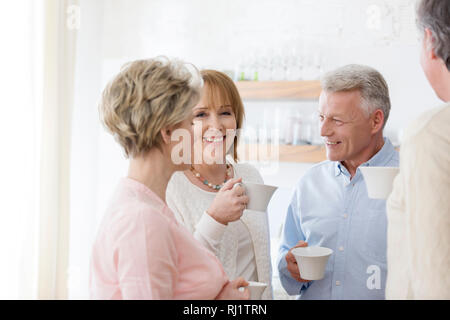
[215,277,249,300]
[207,177,249,225]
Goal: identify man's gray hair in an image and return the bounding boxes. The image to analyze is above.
[320,64,391,128]
[416,0,450,71]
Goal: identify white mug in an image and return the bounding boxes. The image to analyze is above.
[240,182,277,212]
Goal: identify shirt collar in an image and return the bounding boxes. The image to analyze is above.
[121,177,168,212]
[334,137,395,177]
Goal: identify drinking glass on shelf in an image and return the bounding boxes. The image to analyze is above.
[313,52,323,80]
[285,47,303,81]
[257,53,271,81]
[302,54,314,80]
[294,56,305,81]
[292,121,301,145]
[270,50,286,81]
[283,110,297,145]
[301,119,313,145]
[294,113,313,145]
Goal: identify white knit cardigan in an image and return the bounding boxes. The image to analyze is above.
[166,162,273,300]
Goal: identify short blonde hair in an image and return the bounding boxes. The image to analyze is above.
[99,57,202,158]
[200,70,245,161]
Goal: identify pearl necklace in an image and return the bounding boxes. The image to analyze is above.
[190,164,233,191]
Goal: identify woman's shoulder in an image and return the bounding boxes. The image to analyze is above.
[233,162,264,184]
[100,195,174,242]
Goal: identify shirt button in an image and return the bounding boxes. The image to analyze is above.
[339,246,344,251]
[336,281,341,286]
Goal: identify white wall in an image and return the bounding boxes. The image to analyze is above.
[97,0,441,136]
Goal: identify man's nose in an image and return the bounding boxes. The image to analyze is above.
[320,118,333,137]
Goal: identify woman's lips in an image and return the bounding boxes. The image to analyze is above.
[203,136,225,143]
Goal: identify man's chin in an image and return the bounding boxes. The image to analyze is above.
[326,152,342,162]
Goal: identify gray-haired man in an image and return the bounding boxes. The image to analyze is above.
[277,64,399,299]
[386,0,450,299]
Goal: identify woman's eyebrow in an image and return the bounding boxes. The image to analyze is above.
[193,106,209,111]
[195,104,232,110]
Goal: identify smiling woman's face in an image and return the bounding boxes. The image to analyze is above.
[192,84,237,164]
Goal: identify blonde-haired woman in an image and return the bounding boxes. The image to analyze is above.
[166,70,273,299]
[89,58,249,300]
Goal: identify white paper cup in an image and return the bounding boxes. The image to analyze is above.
[246,281,267,300]
[291,246,333,280]
[239,182,278,212]
[359,166,399,199]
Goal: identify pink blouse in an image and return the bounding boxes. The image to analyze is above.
[89,177,229,299]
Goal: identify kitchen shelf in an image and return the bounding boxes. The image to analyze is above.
[235,80,322,100]
[237,143,326,163]
[235,81,324,163]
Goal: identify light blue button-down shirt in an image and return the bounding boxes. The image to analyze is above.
[277,138,399,300]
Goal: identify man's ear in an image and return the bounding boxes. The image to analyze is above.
[424,28,438,60]
[371,109,385,134]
